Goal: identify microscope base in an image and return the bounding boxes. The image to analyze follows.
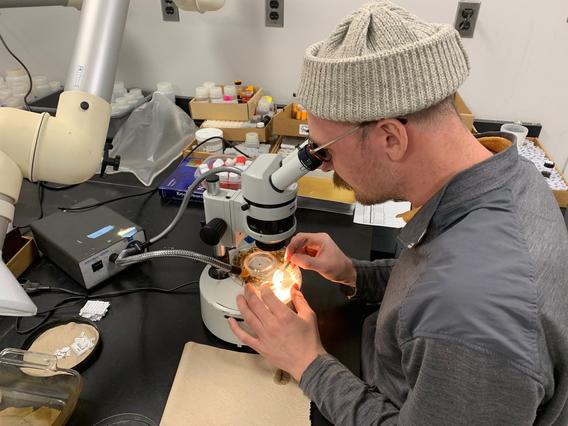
[199,266,249,346]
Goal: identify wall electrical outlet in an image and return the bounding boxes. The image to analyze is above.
[266,0,284,28]
[454,1,481,38]
[161,0,180,22]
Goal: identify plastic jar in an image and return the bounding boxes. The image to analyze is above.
[194,86,209,102]
[155,82,175,103]
[195,128,224,153]
[49,81,62,93]
[224,85,237,100]
[209,86,223,103]
[244,132,260,149]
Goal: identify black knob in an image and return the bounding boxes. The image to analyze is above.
[241,203,250,211]
[80,101,89,110]
[200,218,227,246]
[109,155,121,171]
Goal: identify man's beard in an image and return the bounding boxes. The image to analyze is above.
[333,172,398,206]
[332,172,352,191]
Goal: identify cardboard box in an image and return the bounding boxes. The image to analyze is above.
[454,93,474,132]
[273,104,309,138]
[529,137,568,208]
[201,118,273,143]
[182,138,277,159]
[189,87,263,121]
[2,231,38,278]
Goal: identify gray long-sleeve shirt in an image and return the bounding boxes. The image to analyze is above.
[299,133,568,425]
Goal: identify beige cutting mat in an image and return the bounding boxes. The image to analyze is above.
[160,342,310,426]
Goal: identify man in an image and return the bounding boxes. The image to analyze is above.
[228,1,568,424]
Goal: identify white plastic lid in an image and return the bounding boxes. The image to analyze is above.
[6,75,29,89]
[32,75,48,86]
[203,81,216,88]
[224,85,237,98]
[209,86,222,99]
[0,88,12,99]
[5,68,26,78]
[116,97,129,106]
[5,96,23,108]
[156,82,174,92]
[195,127,223,143]
[195,86,209,98]
[11,84,28,96]
[129,88,143,97]
[245,132,260,147]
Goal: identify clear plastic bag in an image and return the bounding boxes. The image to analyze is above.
[108,93,197,186]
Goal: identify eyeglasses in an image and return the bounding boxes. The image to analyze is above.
[307,125,361,162]
[306,118,408,163]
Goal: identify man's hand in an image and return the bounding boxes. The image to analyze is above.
[286,232,356,286]
[227,284,326,382]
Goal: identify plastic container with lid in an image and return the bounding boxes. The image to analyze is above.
[49,81,62,93]
[195,128,224,153]
[209,86,223,103]
[244,132,260,149]
[256,95,274,116]
[0,348,83,425]
[194,86,209,103]
[193,154,252,190]
[155,81,175,103]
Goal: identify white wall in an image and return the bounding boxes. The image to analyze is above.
[1,0,566,169]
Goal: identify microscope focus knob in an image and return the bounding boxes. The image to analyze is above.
[200,218,227,246]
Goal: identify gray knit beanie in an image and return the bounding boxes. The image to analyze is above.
[297,0,470,122]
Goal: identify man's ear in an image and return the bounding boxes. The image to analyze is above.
[375,119,408,162]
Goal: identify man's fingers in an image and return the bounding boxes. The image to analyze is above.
[244,284,272,324]
[287,233,321,258]
[260,284,291,319]
[236,295,263,335]
[228,317,261,350]
[292,287,314,318]
[290,253,319,271]
[287,233,310,254]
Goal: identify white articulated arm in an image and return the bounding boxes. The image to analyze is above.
[0,92,110,199]
[0,0,129,316]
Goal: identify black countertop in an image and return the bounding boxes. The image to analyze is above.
[0,167,374,425]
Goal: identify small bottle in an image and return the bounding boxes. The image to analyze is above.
[48,80,62,94]
[194,86,209,103]
[233,80,243,99]
[224,85,237,99]
[245,132,260,149]
[155,82,175,103]
[113,81,127,101]
[241,85,254,103]
[256,96,273,116]
[223,94,237,104]
[209,86,223,103]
